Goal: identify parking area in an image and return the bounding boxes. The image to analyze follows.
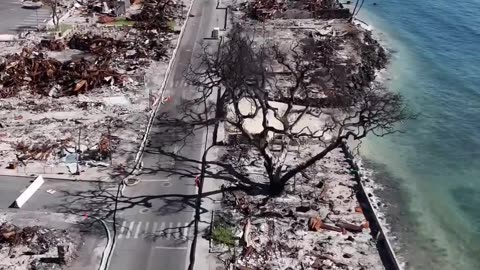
[0,1,51,34]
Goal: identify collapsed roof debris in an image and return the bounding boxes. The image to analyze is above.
[0,48,119,98]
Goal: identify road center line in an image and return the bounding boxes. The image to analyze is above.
[140,179,170,182]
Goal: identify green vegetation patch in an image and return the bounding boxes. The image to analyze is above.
[211,225,236,248]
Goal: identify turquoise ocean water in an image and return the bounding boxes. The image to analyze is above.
[351,1,480,269]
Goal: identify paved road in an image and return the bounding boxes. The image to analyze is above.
[0,1,51,34]
[0,175,111,269]
[106,0,226,269]
[0,175,118,211]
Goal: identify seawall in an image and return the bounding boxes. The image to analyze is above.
[341,142,402,270]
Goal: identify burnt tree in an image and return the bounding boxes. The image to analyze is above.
[42,0,59,29]
[186,25,414,195]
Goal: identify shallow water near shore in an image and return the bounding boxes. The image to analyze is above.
[350,1,480,269]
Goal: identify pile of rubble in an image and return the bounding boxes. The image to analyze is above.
[215,147,383,270]
[0,223,77,270]
[0,0,190,177]
[131,0,184,30]
[243,0,287,21]
[242,0,347,21]
[230,5,387,107]
[69,31,169,61]
[0,48,119,98]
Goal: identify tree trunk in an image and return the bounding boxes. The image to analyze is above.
[268,175,285,196]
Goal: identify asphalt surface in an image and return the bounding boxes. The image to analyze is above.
[0,175,121,213]
[0,175,111,269]
[0,1,51,34]
[106,1,226,270]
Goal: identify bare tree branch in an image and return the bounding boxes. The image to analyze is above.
[183,24,415,195]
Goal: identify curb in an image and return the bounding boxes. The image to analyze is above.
[91,217,112,270]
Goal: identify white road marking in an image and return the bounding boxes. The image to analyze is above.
[105,186,118,191]
[118,221,127,239]
[14,24,37,27]
[154,246,187,250]
[151,222,158,234]
[173,144,179,154]
[182,223,189,239]
[141,179,170,182]
[159,222,166,237]
[144,222,150,236]
[166,222,173,239]
[134,221,142,239]
[176,222,182,239]
[125,221,135,239]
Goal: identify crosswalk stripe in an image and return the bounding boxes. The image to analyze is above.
[176,222,182,239]
[166,222,173,239]
[159,222,166,237]
[182,222,189,239]
[151,222,158,234]
[118,221,127,239]
[15,24,37,27]
[144,222,150,236]
[116,220,191,240]
[134,222,142,239]
[125,221,134,239]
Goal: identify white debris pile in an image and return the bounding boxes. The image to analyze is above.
[215,146,383,270]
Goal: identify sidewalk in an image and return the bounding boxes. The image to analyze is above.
[194,146,226,270]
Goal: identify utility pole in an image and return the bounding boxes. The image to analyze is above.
[76,126,81,175]
[108,122,112,165]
